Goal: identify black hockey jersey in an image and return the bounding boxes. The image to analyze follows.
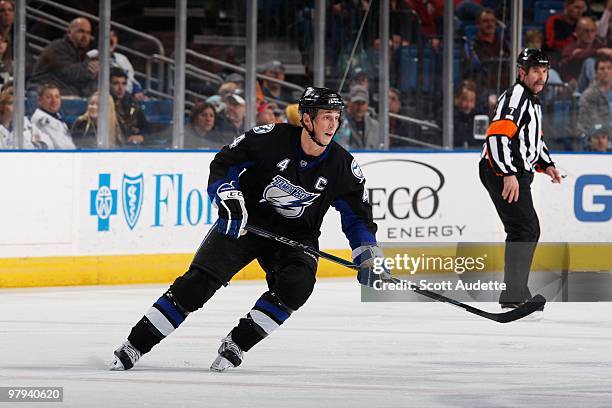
[207,123,377,249]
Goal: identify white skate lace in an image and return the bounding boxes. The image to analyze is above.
[220,338,242,358]
[123,342,141,363]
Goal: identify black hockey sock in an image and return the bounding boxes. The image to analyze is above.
[127,290,189,354]
[230,291,293,352]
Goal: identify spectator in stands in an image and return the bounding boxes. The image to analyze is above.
[0,0,13,62]
[472,8,510,91]
[71,92,119,149]
[349,66,369,90]
[225,73,245,91]
[577,55,612,137]
[259,60,293,102]
[405,0,444,44]
[110,30,146,101]
[0,88,47,149]
[184,101,225,150]
[256,101,275,126]
[453,80,483,148]
[0,78,11,97]
[525,29,544,50]
[545,0,586,58]
[206,95,225,116]
[524,30,566,89]
[585,123,610,152]
[561,17,612,83]
[389,0,418,46]
[327,0,372,63]
[597,0,612,47]
[217,80,240,98]
[0,33,11,85]
[30,17,97,98]
[388,88,411,149]
[216,91,246,140]
[30,83,75,149]
[272,105,287,123]
[110,67,147,145]
[455,0,484,21]
[347,65,374,103]
[338,85,381,150]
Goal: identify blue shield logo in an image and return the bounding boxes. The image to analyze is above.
[122,174,144,230]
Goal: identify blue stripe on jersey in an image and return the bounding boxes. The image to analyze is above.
[154,296,186,327]
[254,299,290,322]
[207,161,255,201]
[332,198,376,250]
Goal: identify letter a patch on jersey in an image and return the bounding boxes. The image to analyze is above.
[261,175,320,218]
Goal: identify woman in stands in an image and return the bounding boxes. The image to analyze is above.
[184,101,225,150]
[71,91,120,149]
[0,33,11,86]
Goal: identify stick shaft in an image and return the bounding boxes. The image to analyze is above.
[245,225,545,323]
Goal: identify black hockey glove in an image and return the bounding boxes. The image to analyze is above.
[353,245,392,287]
[215,181,248,239]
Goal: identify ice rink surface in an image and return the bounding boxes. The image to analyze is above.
[2,278,612,408]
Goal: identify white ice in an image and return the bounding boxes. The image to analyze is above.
[2,279,612,408]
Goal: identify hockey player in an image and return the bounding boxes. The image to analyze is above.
[479,49,563,310]
[111,87,390,372]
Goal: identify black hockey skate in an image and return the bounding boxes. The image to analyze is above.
[110,341,142,371]
[210,335,243,372]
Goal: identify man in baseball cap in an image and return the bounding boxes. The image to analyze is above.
[587,123,610,152]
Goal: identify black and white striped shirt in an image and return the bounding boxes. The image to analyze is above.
[481,82,554,175]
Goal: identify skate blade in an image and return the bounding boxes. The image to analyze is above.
[210,356,234,372]
[109,357,126,371]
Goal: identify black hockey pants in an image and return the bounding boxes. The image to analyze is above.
[128,227,318,354]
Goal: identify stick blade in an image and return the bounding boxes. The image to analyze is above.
[489,294,547,323]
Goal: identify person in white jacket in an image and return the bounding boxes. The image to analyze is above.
[0,87,51,149]
[30,83,76,150]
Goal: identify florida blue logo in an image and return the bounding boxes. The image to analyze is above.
[574,174,612,222]
[90,174,117,231]
[261,175,320,218]
[122,174,144,229]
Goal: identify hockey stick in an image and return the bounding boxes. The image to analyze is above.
[245,225,546,323]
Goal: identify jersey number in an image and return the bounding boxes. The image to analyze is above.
[277,159,290,172]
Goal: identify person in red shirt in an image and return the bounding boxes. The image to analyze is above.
[545,0,586,56]
[561,16,612,82]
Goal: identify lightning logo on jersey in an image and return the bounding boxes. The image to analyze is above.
[261,175,320,218]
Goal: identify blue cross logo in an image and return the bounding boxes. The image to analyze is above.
[90,174,117,231]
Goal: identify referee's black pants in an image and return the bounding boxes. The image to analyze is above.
[479,159,540,304]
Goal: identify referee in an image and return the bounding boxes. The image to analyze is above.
[479,48,563,310]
